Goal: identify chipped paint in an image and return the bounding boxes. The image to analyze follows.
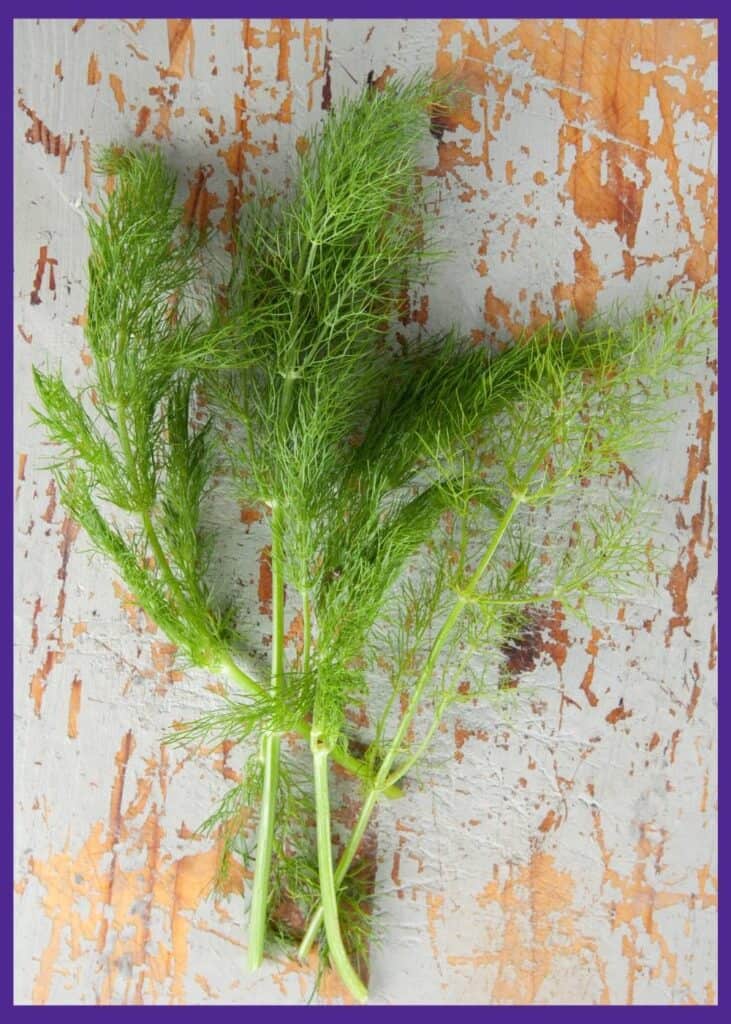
[29,245,58,305]
[165,19,195,79]
[25,737,238,1004]
[448,852,611,1004]
[87,52,101,85]
[66,675,82,739]
[109,73,126,113]
[257,544,273,616]
[19,100,73,172]
[183,165,221,230]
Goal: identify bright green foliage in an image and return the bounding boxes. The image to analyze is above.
[351,299,711,771]
[32,74,714,1004]
[33,148,233,668]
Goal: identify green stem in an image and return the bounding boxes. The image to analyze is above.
[113,332,200,626]
[297,787,377,964]
[298,490,525,961]
[140,509,190,610]
[247,733,281,970]
[370,683,400,762]
[311,736,368,1003]
[378,490,523,787]
[117,396,198,625]
[247,501,285,970]
[302,589,312,677]
[218,653,268,699]
[383,702,446,790]
[218,653,402,798]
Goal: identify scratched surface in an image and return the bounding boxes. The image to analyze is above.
[14,19,717,1005]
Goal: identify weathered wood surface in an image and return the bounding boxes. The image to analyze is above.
[14,19,717,1005]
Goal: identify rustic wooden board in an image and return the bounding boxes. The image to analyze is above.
[14,18,716,1005]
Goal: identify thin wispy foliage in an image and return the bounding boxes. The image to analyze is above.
[33,75,714,1003]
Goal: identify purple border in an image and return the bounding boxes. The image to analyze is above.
[5,6,721,1015]
[5,7,725,18]
[715,10,723,1011]
[6,12,15,1013]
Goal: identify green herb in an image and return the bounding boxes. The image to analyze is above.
[33,75,714,1003]
[32,146,389,794]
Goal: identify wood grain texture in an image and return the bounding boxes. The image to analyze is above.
[14,18,716,1005]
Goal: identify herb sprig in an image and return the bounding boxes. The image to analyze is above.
[33,75,714,1003]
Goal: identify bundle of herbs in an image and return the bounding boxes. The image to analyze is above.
[33,75,714,1002]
